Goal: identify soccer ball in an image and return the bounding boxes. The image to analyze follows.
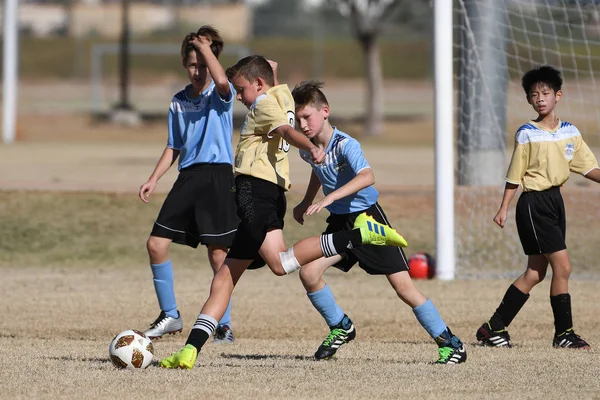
[408,252,436,279]
[108,329,154,369]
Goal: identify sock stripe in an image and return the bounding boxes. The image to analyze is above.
[320,234,336,257]
[193,314,218,336]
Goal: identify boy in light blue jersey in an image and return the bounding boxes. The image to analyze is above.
[292,81,467,364]
[139,26,237,344]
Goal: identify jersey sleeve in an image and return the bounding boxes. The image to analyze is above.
[254,98,292,136]
[167,102,183,150]
[213,82,235,112]
[570,135,599,175]
[342,138,371,174]
[506,133,528,185]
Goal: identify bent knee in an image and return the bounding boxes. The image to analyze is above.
[147,236,169,258]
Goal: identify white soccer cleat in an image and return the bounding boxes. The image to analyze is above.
[144,311,183,340]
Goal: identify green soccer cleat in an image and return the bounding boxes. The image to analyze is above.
[159,344,198,369]
[353,212,408,247]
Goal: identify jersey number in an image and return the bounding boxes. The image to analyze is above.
[279,140,290,152]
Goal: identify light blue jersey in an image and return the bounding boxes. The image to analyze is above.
[300,128,378,214]
[167,81,235,170]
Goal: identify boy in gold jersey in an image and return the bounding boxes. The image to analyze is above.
[476,65,600,350]
[159,55,408,369]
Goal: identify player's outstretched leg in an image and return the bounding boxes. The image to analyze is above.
[314,314,356,360]
[353,213,407,247]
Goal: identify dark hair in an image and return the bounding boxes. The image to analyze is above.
[292,80,329,110]
[521,65,563,95]
[180,25,224,61]
[226,55,274,86]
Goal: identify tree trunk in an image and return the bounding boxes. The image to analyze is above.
[359,33,384,136]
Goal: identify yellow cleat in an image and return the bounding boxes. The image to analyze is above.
[353,212,408,247]
[159,344,198,369]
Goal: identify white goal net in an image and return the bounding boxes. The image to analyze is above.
[453,0,600,278]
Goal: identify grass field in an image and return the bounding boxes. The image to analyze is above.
[2,81,600,398]
[1,184,600,399]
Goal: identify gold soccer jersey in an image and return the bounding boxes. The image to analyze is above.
[234,84,295,190]
[506,120,598,191]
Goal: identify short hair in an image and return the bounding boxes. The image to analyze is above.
[180,25,224,61]
[226,55,274,87]
[292,80,329,110]
[521,65,563,95]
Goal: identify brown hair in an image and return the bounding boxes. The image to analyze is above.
[226,55,275,86]
[292,80,329,110]
[180,25,224,61]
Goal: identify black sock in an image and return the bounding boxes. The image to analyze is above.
[550,293,573,336]
[185,314,217,351]
[320,229,362,257]
[186,329,210,351]
[489,284,530,331]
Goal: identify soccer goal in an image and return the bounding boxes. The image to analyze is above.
[436,0,600,279]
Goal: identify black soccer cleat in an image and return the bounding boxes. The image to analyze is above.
[314,315,356,360]
[435,327,467,364]
[553,329,591,350]
[476,322,512,348]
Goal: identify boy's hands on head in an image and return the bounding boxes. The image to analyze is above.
[190,35,212,51]
[267,59,279,85]
[266,60,278,74]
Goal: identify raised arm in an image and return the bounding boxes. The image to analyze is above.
[191,36,230,98]
[493,182,520,228]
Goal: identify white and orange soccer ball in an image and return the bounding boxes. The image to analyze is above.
[108,329,154,369]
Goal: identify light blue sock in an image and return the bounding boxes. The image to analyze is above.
[412,298,447,339]
[218,299,232,327]
[307,284,345,328]
[151,260,178,318]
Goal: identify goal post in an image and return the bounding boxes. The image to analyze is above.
[434,0,456,280]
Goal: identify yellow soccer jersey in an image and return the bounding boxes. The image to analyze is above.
[234,84,295,190]
[506,120,598,191]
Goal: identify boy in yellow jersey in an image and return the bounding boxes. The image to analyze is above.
[476,65,600,349]
[159,55,408,369]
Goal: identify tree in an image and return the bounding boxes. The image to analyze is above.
[329,0,401,136]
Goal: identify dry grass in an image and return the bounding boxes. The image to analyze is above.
[1,266,599,399]
[3,93,600,398]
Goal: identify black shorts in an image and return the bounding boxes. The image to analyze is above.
[324,203,409,275]
[150,163,238,248]
[227,175,286,269]
[515,186,566,255]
